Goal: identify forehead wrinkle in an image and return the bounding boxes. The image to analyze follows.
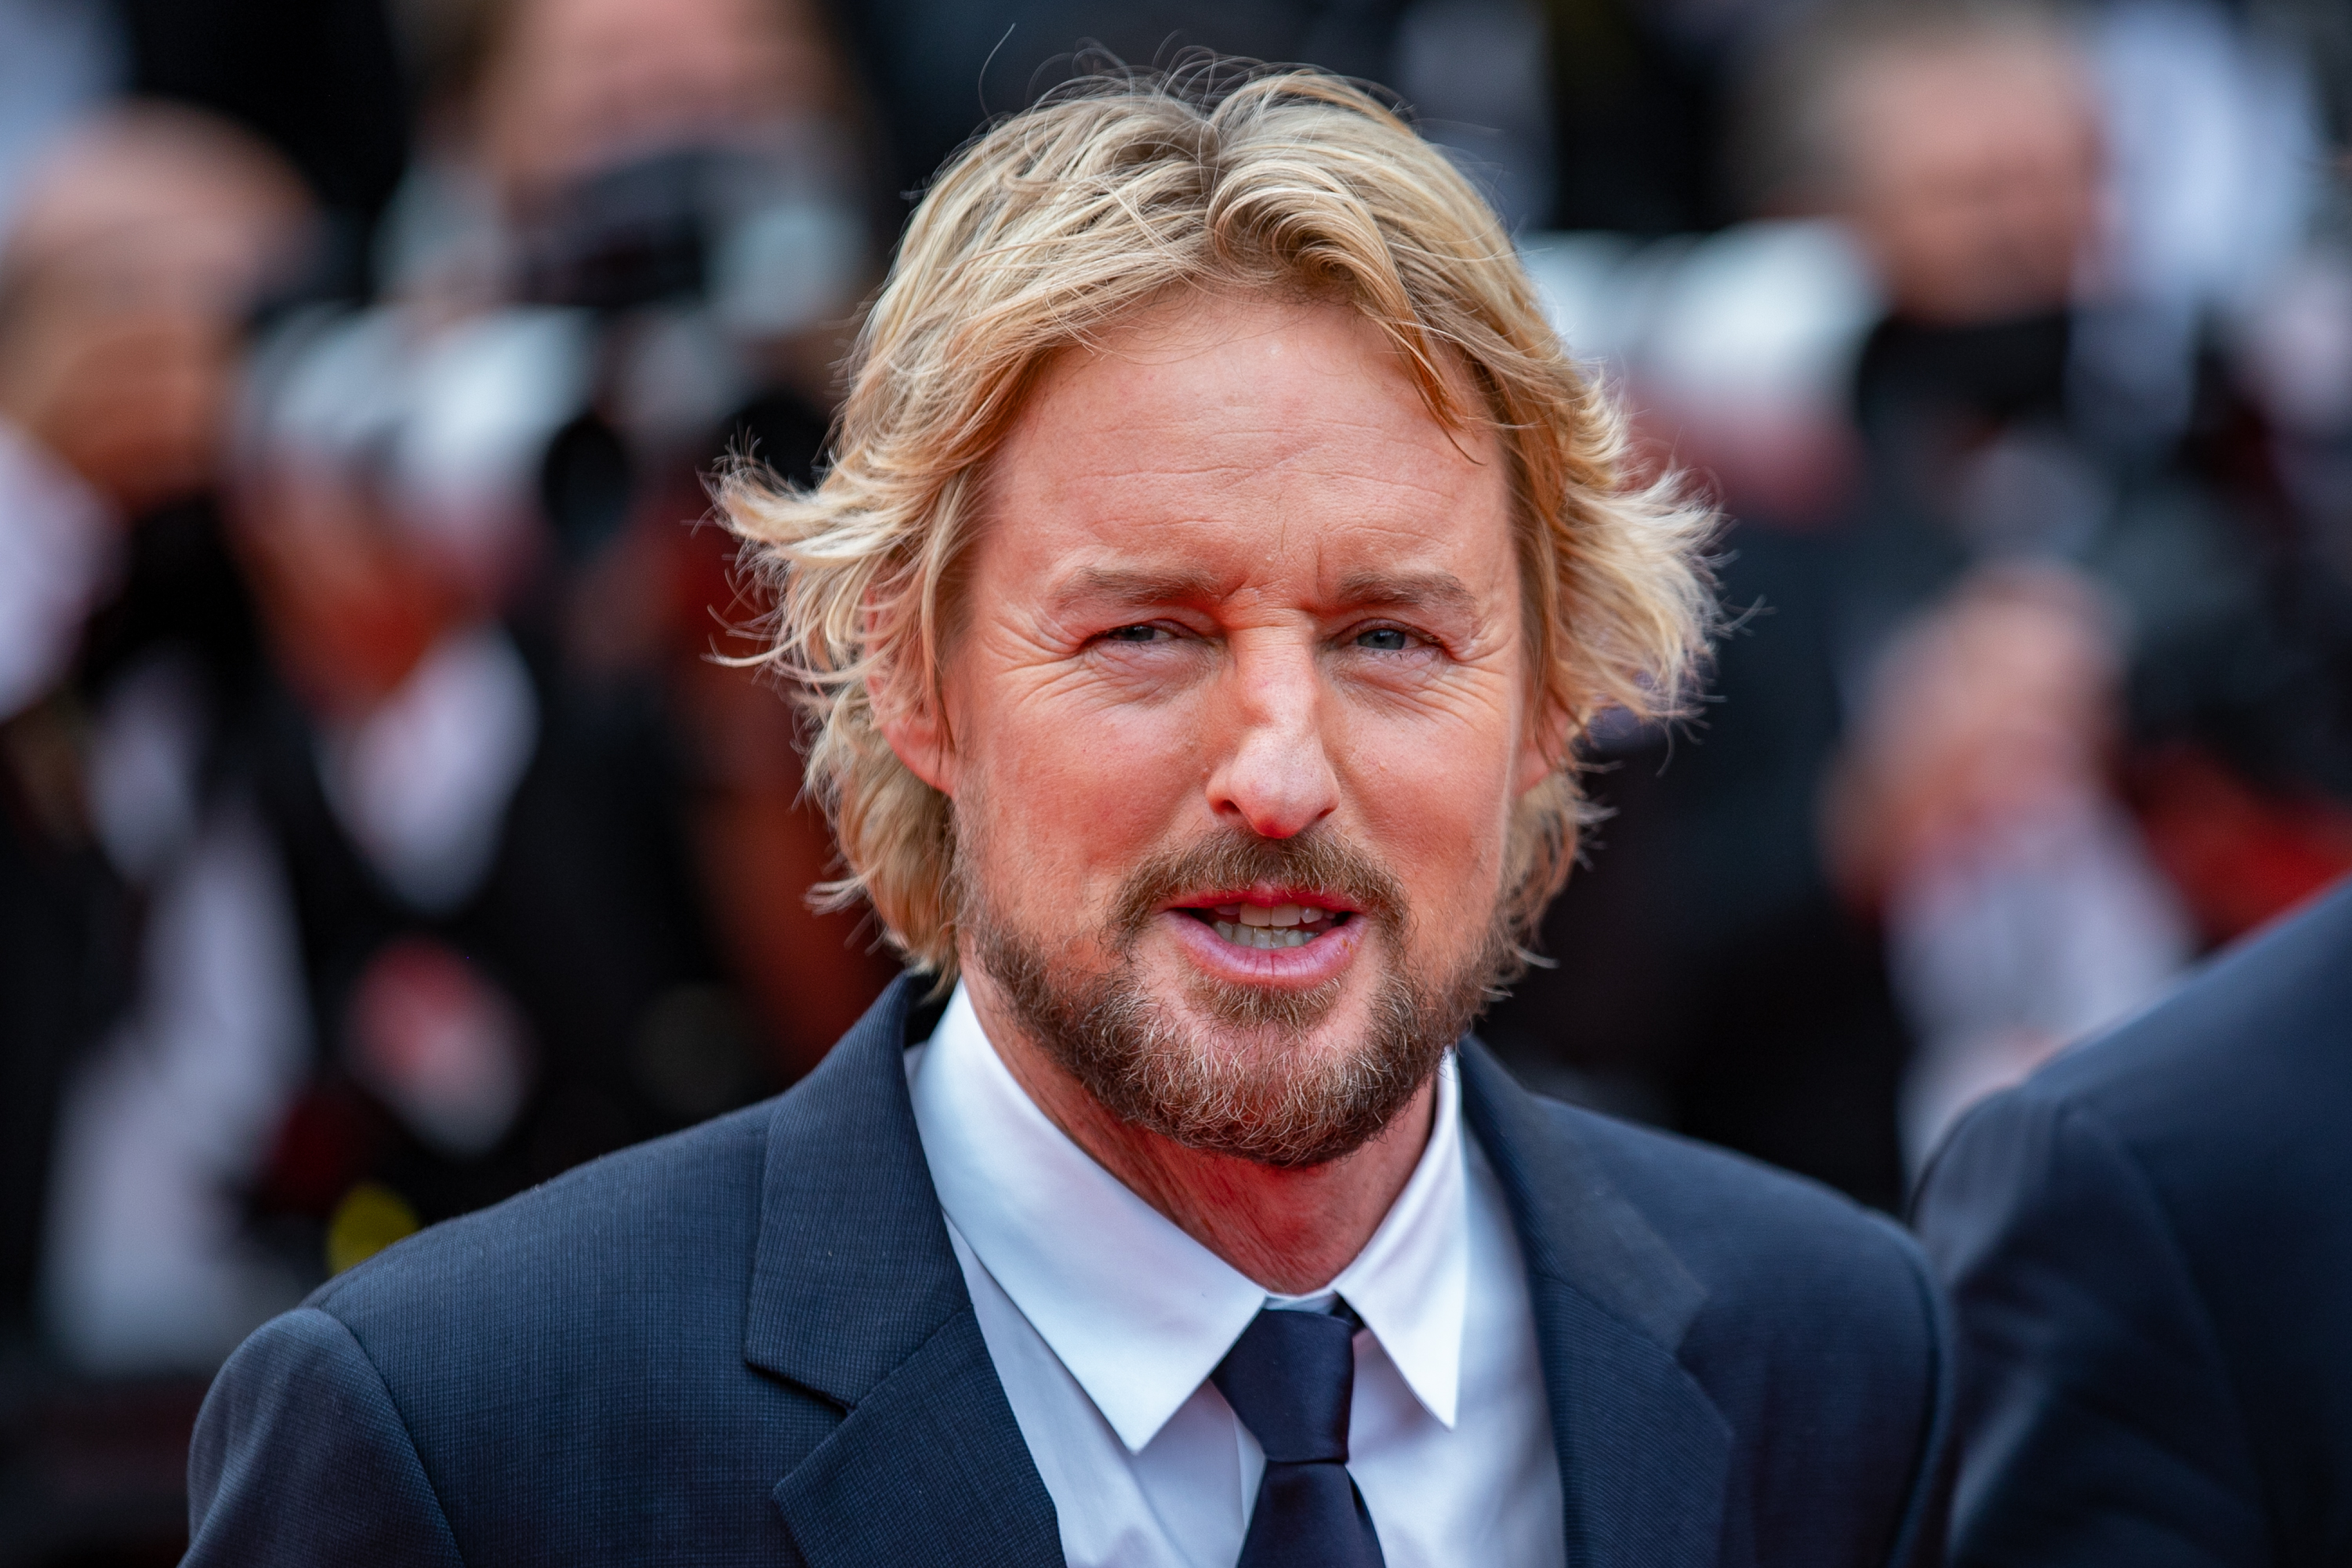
[1054,455,1270,493]
[1037,369,1482,486]
[1039,456,1489,548]
[1051,425,1463,495]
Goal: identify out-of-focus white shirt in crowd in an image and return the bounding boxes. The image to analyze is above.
[318,622,540,913]
[0,420,314,1370]
[0,417,117,721]
[1890,794,2192,1174]
[906,985,1563,1568]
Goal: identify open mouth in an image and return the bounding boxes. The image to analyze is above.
[1178,900,1356,951]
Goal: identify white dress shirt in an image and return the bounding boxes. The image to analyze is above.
[908,985,1563,1568]
[318,621,540,913]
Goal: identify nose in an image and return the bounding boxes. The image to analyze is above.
[1203,630,1340,840]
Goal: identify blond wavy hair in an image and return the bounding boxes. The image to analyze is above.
[722,63,1715,978]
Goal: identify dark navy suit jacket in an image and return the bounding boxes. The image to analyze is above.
[1915,878,2352,1566]
[186,976,1951,1566]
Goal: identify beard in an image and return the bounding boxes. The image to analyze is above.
[956,823,1513,1168]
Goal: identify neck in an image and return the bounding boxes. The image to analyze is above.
[962,971,1436,1296]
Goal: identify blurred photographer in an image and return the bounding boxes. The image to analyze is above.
[385,0,871,449]
[0,105,315,1377]
[395,0,898,1072]
[430,0,907,1070]
[208,0,899,1307]
[1763,2,2344,1167]
[0,104,324,1564]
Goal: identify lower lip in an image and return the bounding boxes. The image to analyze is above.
[1159,909,1367,986]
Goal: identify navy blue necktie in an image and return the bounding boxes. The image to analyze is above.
[1210,1307,1387,1568]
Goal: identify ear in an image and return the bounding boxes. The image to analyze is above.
[1514,691,1578,798]
[873,655,958,797]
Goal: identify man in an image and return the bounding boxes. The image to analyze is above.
[0,102,312,1563]
[0,104,313,1370]
[1914,875,2352,1566]
[184,69,1951,1566]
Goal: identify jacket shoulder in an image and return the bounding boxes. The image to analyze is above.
[1472,1056,1944,1400]
[187,1308,469,1568]
[201,1097,841,1563]
[1912,887,2352,1564]
[307,1095,776,1400]
[1478,1077,1950,1567]
[321,1094,771,1301]
[1548,1093,1936,1319]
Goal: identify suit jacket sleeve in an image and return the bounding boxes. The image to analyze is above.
[186,1305,469,1567]
[1911,1089,2271,1568]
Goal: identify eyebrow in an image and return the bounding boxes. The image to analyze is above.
[1052,567,1232,612]
[1051,565,1483,622]
[1330,568,1479,622]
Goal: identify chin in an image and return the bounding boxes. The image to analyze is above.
[1169,971,1375,1054]
[1066,946,1454,1168]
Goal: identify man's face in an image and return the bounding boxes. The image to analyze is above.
[482,0,828,204]
[1839,41,2102,325]
[896,294,1546,1165]
[0,147,304,515]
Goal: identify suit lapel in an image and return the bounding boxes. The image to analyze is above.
[746,975,1062,1566]
[1459,1042,1734,1568]
[740,984,1731,1566]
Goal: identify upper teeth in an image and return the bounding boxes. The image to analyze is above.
[1210,903,1327,928]
[1206,902,1334,950]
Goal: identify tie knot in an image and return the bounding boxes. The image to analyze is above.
[1210,1307,1356,1465]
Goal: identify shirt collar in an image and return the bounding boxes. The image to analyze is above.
[909,982,1469,1453]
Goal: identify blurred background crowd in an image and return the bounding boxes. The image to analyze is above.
[1,0,2347,1559]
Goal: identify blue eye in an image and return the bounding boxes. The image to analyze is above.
[1105,625,1167,643]
[1355,627,1412,652]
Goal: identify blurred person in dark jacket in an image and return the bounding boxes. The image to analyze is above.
[223,299,749,1271]
[1485,0,2339,1204]
[1787,2,2343,1170]
[0,103,314,1377]
[1768,10,2194,1176]
[0,103,319,1566]
[373,0,902,1068]
[212,0,898,1267]
[1913,873,2352,1566]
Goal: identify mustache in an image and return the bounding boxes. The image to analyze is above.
[1107,827,1410,947]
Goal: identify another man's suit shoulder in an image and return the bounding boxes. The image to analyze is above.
[1926,878,2352,1207]
[1909,883,2352,1566]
